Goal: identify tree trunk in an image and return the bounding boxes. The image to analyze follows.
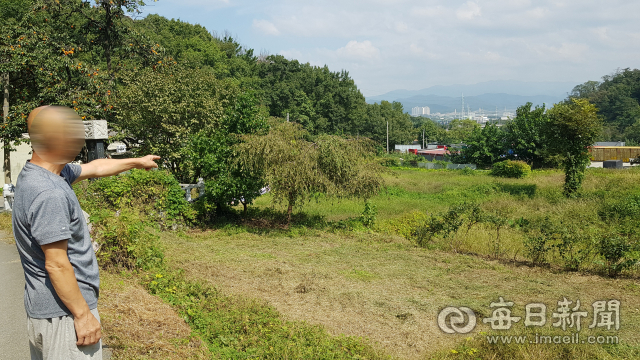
[287,203,293,224]
[3,73,10,185]
[102,1,113,81]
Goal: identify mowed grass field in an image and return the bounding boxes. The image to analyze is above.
[159,167,640,359]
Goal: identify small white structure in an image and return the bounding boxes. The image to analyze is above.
[394,144,422,153]
[180,178,205,202]
[83,120,108,140]
[0,134,34,185]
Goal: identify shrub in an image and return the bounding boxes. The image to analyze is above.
[74,169,194,269]
[597,234,639,277]
[359,201,377,228]
[378,211,428,239]
[598,195,640,221]
[490,160,531,178]
[412,203,483,248]
[75,169,196,227]
[523,218,596,270]
[524,234,553,266]
[89,208,163,270]
[380,158,399,167]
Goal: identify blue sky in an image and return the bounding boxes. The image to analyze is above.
[139,0,640,97]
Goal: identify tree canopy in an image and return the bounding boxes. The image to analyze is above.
[570,68,640,144]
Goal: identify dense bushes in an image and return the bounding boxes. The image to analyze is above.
[74,169,195,269]
[403,201,639,277]
[490,160,531,178]
[76,169,196,226]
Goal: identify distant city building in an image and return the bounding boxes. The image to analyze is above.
[411,106,430,116]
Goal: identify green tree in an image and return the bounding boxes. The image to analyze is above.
[255,55,368,137]
[547,98,602,197]
[135,14,228,74]
[459,123,506,168]
[413,117,446,145]
[504,102,550,168]
[187,92,268,216]
[0,2,112,148]
[113,65,232,183]
[0,0,33,23]
[570,69,640,140]
[361,101,413,149]
[236,120,384,223]
[442,119,479,144]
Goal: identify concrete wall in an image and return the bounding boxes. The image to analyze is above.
[1,136,33,185]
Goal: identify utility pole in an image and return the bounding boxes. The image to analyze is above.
[3,73,10,185]
[386,121,389,154]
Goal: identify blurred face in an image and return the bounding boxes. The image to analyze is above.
[29,106,85,164]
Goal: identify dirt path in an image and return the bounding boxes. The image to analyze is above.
[0,232,30,359]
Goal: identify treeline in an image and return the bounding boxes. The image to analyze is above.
[569,68,640,144]
[0,1,415,150]
[0,0,395,216]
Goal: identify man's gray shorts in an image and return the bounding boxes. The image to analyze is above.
[27,308,102,360]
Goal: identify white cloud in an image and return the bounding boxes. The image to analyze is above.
[410,6,447,18]
[525,7,549,19]
[336,40,380,61]
[145,0,640,96]
[279,49,303,60]
[456,1,481,21]
[253,19,280,36]
[535,43,589,62]
[395,22,409,33]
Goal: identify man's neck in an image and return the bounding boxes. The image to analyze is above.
[30,151,66,175]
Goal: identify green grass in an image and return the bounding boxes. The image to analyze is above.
[166,166,640,359]
[142,262,389,359]
[159,222,640,359]
[70,166,640,359]
[246,167,640,275]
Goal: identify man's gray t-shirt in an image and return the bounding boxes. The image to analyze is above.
[12,161,99,319]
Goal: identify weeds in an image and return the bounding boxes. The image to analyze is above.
[597,234,639,277]
[144,267,388,359]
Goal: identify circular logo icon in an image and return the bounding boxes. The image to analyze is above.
[438,306,477,334]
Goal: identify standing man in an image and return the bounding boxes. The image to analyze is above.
[12,106,160,359]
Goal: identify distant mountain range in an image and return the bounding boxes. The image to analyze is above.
[366,80,578,114]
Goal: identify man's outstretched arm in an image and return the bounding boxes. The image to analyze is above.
[73,155,160,184]
[42,240,101,346]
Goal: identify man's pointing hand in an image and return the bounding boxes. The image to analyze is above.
[136,155,161,171]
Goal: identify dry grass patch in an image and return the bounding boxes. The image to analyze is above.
[0,213,14,244]
[99,271,209,360]
[158,228,640,360]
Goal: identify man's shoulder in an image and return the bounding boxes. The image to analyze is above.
[16,168,58,195]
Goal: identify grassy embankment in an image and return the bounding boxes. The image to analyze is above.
[157,167,640,359]
[0,212,210,359]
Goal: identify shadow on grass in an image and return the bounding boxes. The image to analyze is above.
[195,207,331,235]
[194,206,371,237]
[497,183,537,198]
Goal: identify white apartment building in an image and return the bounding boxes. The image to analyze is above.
[411,106,430,116]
